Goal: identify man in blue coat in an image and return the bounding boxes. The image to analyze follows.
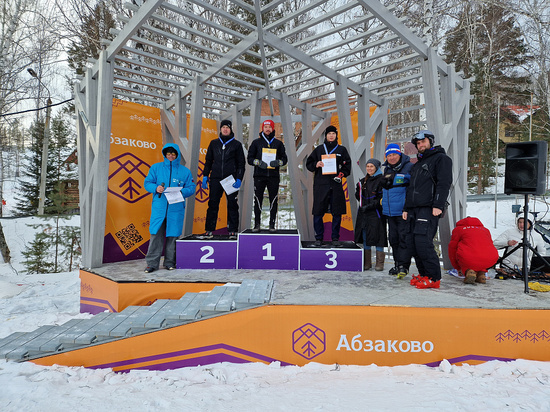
[143,143,195,273]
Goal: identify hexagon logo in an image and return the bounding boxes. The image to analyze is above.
[292,323,326,360]
[108,153,151,203]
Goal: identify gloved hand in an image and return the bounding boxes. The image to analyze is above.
[253,159,268,169]
[270,159,284,168]
[333,172,344,183]
[232,178,242,189]
[202,176,209,190]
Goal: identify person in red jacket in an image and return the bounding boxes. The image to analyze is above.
[448,216,499,284]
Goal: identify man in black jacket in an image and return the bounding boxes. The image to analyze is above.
[306,125,351,247]
[201,119,246,239]
[403,130,452,289]
[247,119,288,232]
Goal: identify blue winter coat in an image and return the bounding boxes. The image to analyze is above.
[381,153,413,217]
[144,143,195,236]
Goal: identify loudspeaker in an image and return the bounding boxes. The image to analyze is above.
[504,141,548,195]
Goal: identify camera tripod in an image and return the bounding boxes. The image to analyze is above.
[499,195,550,293]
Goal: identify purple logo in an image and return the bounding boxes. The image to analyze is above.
[292,323,326,360]
[108,153,151,203]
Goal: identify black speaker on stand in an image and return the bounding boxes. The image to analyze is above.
[504,141,548,293]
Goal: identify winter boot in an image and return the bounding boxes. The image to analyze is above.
[396,265,409,279]
[375,251,385,271]
[363,249,372,271]
[464,269,476,284]
[475,271,487,284]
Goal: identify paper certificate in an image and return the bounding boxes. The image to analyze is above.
[220,175,239,195]
[262,148,277,169]
[321,154,337,174]
[163,187,184,204]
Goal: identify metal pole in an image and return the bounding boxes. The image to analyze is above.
[529,92,533,141]
[494,94,500,228]
[38,98,52,215]
[522,194,530,294]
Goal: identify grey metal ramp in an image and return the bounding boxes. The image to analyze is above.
[234,279,274,309]
[59,312,111,346]
[0,278,273,362]
[199,285,239,316]
[0,332,25,350]
[2,326,58,360]
[146,294,202,328]
[114,299,172,335]
[25,319,85,354]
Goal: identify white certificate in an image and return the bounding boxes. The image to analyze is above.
[220,175,239,195]
[163,187,184,204]
[262,148,277,169]
[321,154,337,174]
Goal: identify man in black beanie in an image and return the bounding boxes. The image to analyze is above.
[201,119,246,239]
[306,125,351,247]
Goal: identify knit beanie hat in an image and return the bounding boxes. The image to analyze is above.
[220,119,233,131]
[385,143,402,157]
[262,119,275,130]
[325,125,338,137]
[367,158,381,170]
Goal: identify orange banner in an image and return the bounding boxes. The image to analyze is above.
[104,99,163,263]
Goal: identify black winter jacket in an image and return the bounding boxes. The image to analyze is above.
[203,135,246,181]
[354,172,387,246]
[404,146,452,211]
[306,140,351,215]
[247,132,288,178]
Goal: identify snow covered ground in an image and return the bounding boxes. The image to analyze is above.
[2,186,550,410]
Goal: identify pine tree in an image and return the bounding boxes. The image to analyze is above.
[22,230,55,274]
[443,3,531,194]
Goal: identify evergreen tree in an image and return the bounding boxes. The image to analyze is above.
[443,3,531,194]
[22,230,55,274]
[66,1,117,76]
[14,114,76,216]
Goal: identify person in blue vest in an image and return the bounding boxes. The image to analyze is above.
[201,119,246,239]
[306,125,351,247]
[247,119,288,232]
[381,143,414,279]
[143,143,195,273]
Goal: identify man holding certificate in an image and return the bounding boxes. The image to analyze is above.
[247,119,288,232]
[306,125,351,247]
[201,119,246,239]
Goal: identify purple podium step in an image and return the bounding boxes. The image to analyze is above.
[176,235,237,269]
[300,241,363,271]
[237,230,300,270]
[176,232,363,271]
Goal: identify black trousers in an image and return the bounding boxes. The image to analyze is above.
[314,214,342,241]
[253,176,280,227]
[406,207,441,280]
[205,178,239,233]
[387,215,412,270]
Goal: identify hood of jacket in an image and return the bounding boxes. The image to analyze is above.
[162,143,181,164]
[455,216,484,229]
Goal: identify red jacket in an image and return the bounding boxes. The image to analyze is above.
[448,216,499,273]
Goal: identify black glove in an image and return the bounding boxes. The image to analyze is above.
[253,159,268,169]
[269,159,283,168]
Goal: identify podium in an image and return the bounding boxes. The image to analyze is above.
[176,230,363,271]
